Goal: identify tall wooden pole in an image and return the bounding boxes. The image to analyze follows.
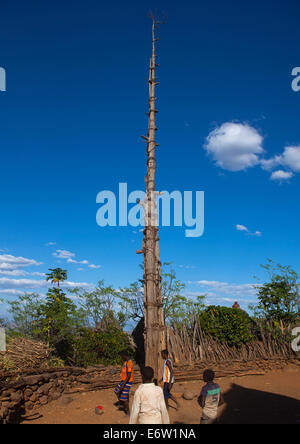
[140,17,166,379]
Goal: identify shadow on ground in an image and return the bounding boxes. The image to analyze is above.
[218,383,300,424]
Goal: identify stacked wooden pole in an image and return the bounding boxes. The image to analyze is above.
[141,17,166,379]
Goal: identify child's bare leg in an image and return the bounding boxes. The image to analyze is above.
[123,400,129,415]
[169,394,180,409]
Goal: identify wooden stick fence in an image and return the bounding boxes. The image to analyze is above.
[166,320,296,365]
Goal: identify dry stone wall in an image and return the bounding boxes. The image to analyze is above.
[0,367,95,423]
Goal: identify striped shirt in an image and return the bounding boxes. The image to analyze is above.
[163,358,174,383]
[121,359,134,382]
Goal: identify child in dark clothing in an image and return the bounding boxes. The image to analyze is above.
[198,369,224,424]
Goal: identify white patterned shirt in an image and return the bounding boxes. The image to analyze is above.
[129,383,170,424]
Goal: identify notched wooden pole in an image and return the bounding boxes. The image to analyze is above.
[140,16,166,379]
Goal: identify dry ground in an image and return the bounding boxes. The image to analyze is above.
[21,364,300,425]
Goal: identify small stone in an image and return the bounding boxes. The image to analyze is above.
[175,384,185,394]
[24,388,33,400]
[25,402,34,411]
[182,389,196,400]
[51,392,61,401]
[39,382,52,395]
[23,375,44,385]
[58,395,73,406]
[10,391,23,403]
[40,395,48,405]
[30,393,39,402]
[0,390,10,397]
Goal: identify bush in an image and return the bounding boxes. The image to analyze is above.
[72,327,135,367]
[199,305,254,347]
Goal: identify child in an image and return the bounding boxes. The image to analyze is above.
[130,366,170,424]
[198,369,224,424]
[114,350,134,415]
[159,349,179,410]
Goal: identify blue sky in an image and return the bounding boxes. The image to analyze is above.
[0,0,300,316]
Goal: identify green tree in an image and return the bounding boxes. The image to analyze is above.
[7,293,43,338]
[24,268,84,362]
[118,282,144,324]
[251,260,300,331]
[72,327,134,367]
[38,286,85,362]
[161,263,205,326]
[46,268,67,289]
[69,280,125,328]
[118,263,205,327]
[199,305,254,347]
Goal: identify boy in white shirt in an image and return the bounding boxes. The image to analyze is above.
[129,366,170,424]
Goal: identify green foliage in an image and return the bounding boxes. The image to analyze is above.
[7,293,43,338]
[69,280,124,328]
[5,271,135,366]
[251,260,300,334]
[118,263,205,327]
[47,356,65,368]
[46,268,68,287]
[37,288,84,361]
[118,282,144,324]
[72,327,134,367]
[199,305,254,347]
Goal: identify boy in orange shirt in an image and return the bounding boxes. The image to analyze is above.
[114,350,133,415]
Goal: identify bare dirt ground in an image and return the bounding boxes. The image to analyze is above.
[21,364,300,425]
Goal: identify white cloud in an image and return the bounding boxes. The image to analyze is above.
[271,170,294,181]
[0,254,42,270]
[30,272,46,277]
[62,281,95,289]
[205,122,264,172]
[236,224,248,232]
[249,231,262,237]
[53,250,75,259]
[0,269,27,277]
[45,242,56,246]
[261,145,300,181]
[0,254,42,279]
[205,122,300,183]
[67,258,89,265]
[278,145,300,172]
[0,250,96,303]
[0,289,25,296]
[178,264,197,269]
[0,269,46,278]
[88,264,101,269]
[189,280,259,299]
[260,156,282,171]
[236,225,261,236]
[53,249,92,267]
[0,278,46,290]
[0,277,95,296]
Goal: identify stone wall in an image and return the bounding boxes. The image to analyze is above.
[0,367,90,424]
